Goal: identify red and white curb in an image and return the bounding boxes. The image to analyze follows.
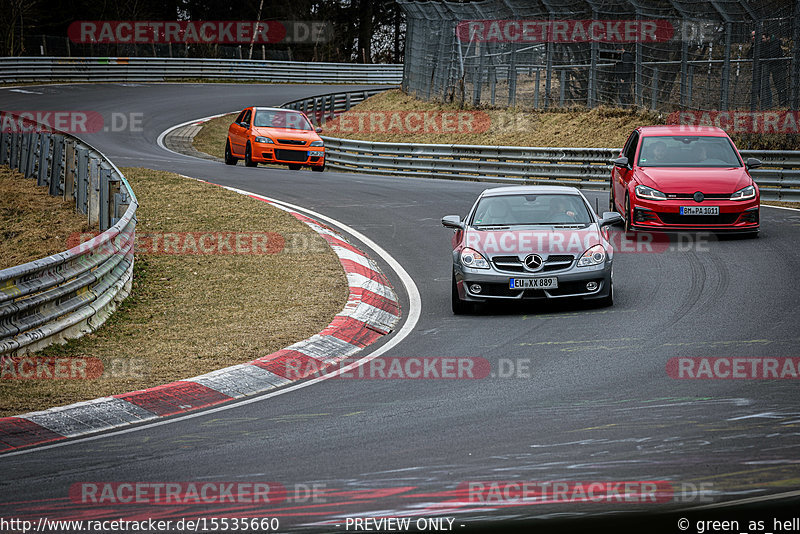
[0,187,401,452]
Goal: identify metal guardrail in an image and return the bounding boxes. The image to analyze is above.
[279,87,799,202]
[0,57,403,84]
[282,88,390,126]
[0,114,138,356]
[320,138,800,202]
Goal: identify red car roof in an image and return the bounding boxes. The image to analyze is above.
[638,125,728,137]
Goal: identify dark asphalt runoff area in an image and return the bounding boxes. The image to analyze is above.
[1,83,799,533]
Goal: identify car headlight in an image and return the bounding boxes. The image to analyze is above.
[730,185,756,201]
[254,136,274,144]
[635,185,667,201]
[460,247,490,269]
[577,244,606,267]
[310,140,324,147]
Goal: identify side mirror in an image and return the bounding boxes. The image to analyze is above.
[746,157,761,170]
[612,156,629,168]
[600,211,624,227]
[441,215,464,229]
[315,127,323,133]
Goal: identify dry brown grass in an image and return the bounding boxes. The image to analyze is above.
[321,89,664,148]
[762,201,800,209]
[0,167,89,270]
[0,168,348,416]
[193,113,237,160]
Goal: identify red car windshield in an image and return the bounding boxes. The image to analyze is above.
[638,135,742,168]
[253,110,312,131]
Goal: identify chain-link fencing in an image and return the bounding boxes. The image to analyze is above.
[399,0,799,114]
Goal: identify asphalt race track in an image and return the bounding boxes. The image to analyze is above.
[2,83,800,532]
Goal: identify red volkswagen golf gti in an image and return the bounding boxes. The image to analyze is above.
[610,125,761,235]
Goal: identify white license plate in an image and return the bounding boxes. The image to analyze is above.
[510,277,558,289]
[309,151,324,157]
[680,206,719,215]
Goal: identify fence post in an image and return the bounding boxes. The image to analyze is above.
[0,131,7,165]
[88,157,100,227]
[10,133,19,169]
[37,133,51,187]
[64,139,76,201]
[76,147,89,214]
[559,69,566,107]
[651,66,659,111]
[19,133,29,175]
[25,133,37,179]
[508,44,517,107]
[100,168,111,231]
[50,135,64,196]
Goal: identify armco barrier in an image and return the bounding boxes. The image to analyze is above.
[318,137,800,202]
[282,88,388,126]
[0,57,403,84]
[0,114,138,356]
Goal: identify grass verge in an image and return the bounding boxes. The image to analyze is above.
[0,167,89,270]
[0,167,348,416]
[193,113,237,160]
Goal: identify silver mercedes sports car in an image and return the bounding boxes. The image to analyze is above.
[442,185,622,314]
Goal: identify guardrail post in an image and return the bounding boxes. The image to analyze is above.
[50,135,64,196]
[559,70,566,107]
[345,92,352,112]
[76,147,89,214]
[100,168,111,231]
[37,133,51,187]
[113,187,130,225]
[88,157,101,227]
[9,133,18,169]
[19,133,29,175]
[534,69,540,109]
[25,133,37,179]
[64,139,76,201]
[328,94,335,121]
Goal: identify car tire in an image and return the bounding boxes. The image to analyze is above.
[312,162,325,172]
[244,143,257,167]
[596,280,614,307]
[288,164,302,170]
[224,140,237,165]
[623,193,633,233]
[609,188,616,212]
[451,271,473,315]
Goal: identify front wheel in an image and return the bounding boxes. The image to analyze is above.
[224,140,237,165]
[312,162,325,172]
[288,164,302,171]
[451,272,472,315]
[244,143,257,167]
[596,280,614,307]
[623,194,633,233]
[609,188,616,212]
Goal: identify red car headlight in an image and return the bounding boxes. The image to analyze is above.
[730,185,756,201]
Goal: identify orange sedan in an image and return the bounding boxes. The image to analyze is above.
[225,107,325,171]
